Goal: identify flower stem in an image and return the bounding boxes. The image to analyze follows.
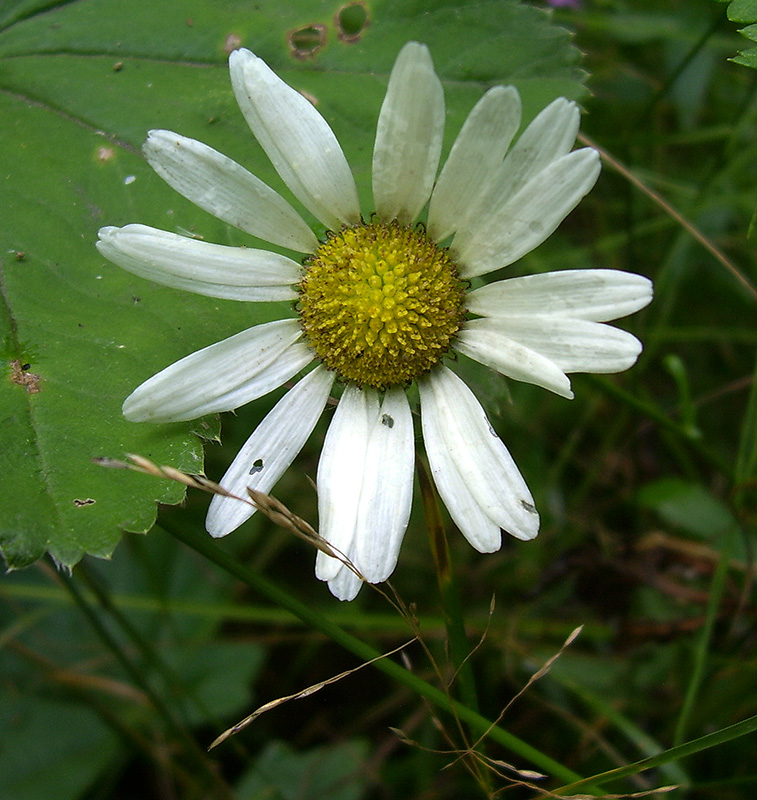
[416,455,480,716]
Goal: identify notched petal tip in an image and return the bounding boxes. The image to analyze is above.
[228,46,254,64]
[142,130,183,163]
[143,129,172,148]
[95,226,119,250]
[228,47,264,85]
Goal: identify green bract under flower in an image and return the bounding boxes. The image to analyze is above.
[298,221,466,388]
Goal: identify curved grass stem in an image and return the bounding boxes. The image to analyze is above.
[161,516,591,790]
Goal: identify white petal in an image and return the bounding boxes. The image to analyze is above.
[97,224,300,302]
[205,366,335,537]
[456,320,574,399]
[491,97,581,203]
[327,560,364,601]
[372,42,445,224]
[427,86,522,242]
[419,410,503,552]
[123,320,312,422]
[467,269,653,322]
[419,367,539,543]
[144,130,317,253]
[229,49,360,231]
[450,97,580,246]
[480,316,644,374]
[353,388,414,583]
[453,148,601,278]
[315,386,375,582]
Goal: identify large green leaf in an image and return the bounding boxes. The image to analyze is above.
[0,0,586,569]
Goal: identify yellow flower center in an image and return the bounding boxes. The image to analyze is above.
[298,221,466,389]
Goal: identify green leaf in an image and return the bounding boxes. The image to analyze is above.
[0,0,586,569]
[0,696,121,800]
[718,0,757,69]
[162,640,266,725]
[235,740,369,800]
[637,478,736,539]
[724,0,757,22]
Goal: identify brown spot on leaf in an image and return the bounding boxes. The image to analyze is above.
[288,24,326,59]
[74,498,96,507]
[10,360,41,394]
[299,89,319,107]
[223,33,242,54]
[97,146,115,163]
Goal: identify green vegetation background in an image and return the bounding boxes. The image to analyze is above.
[1,0,756,798]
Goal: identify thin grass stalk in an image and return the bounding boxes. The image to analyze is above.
[556,711,757,796]
[673,529,735,746]
[161,516,593,790]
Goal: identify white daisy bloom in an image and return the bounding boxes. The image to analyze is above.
[98,42,652,601]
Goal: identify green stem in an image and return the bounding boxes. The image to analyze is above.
[673,529,734,746]
[555,712,757,796]
[417,456,479,715]
[161,516,589,789]
[1,582,614,640]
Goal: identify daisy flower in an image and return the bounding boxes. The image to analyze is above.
[97,42,652,600]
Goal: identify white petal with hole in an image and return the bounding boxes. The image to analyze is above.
[144,131,317,252]
[123,320,312,423]
[480,316,644,374]
[453,148,601,277]
[353,388,414,584]
[205,367,335,537]
[372,41,445,224]
[419,367,539,544]
[428,86,522,242]
[456,321,574,399]
[467,270,653,322]
[230,49,360,231]
[315,386,375,582]
[97,224,300,302]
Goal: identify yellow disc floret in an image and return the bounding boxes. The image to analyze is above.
[298,221,466,389]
